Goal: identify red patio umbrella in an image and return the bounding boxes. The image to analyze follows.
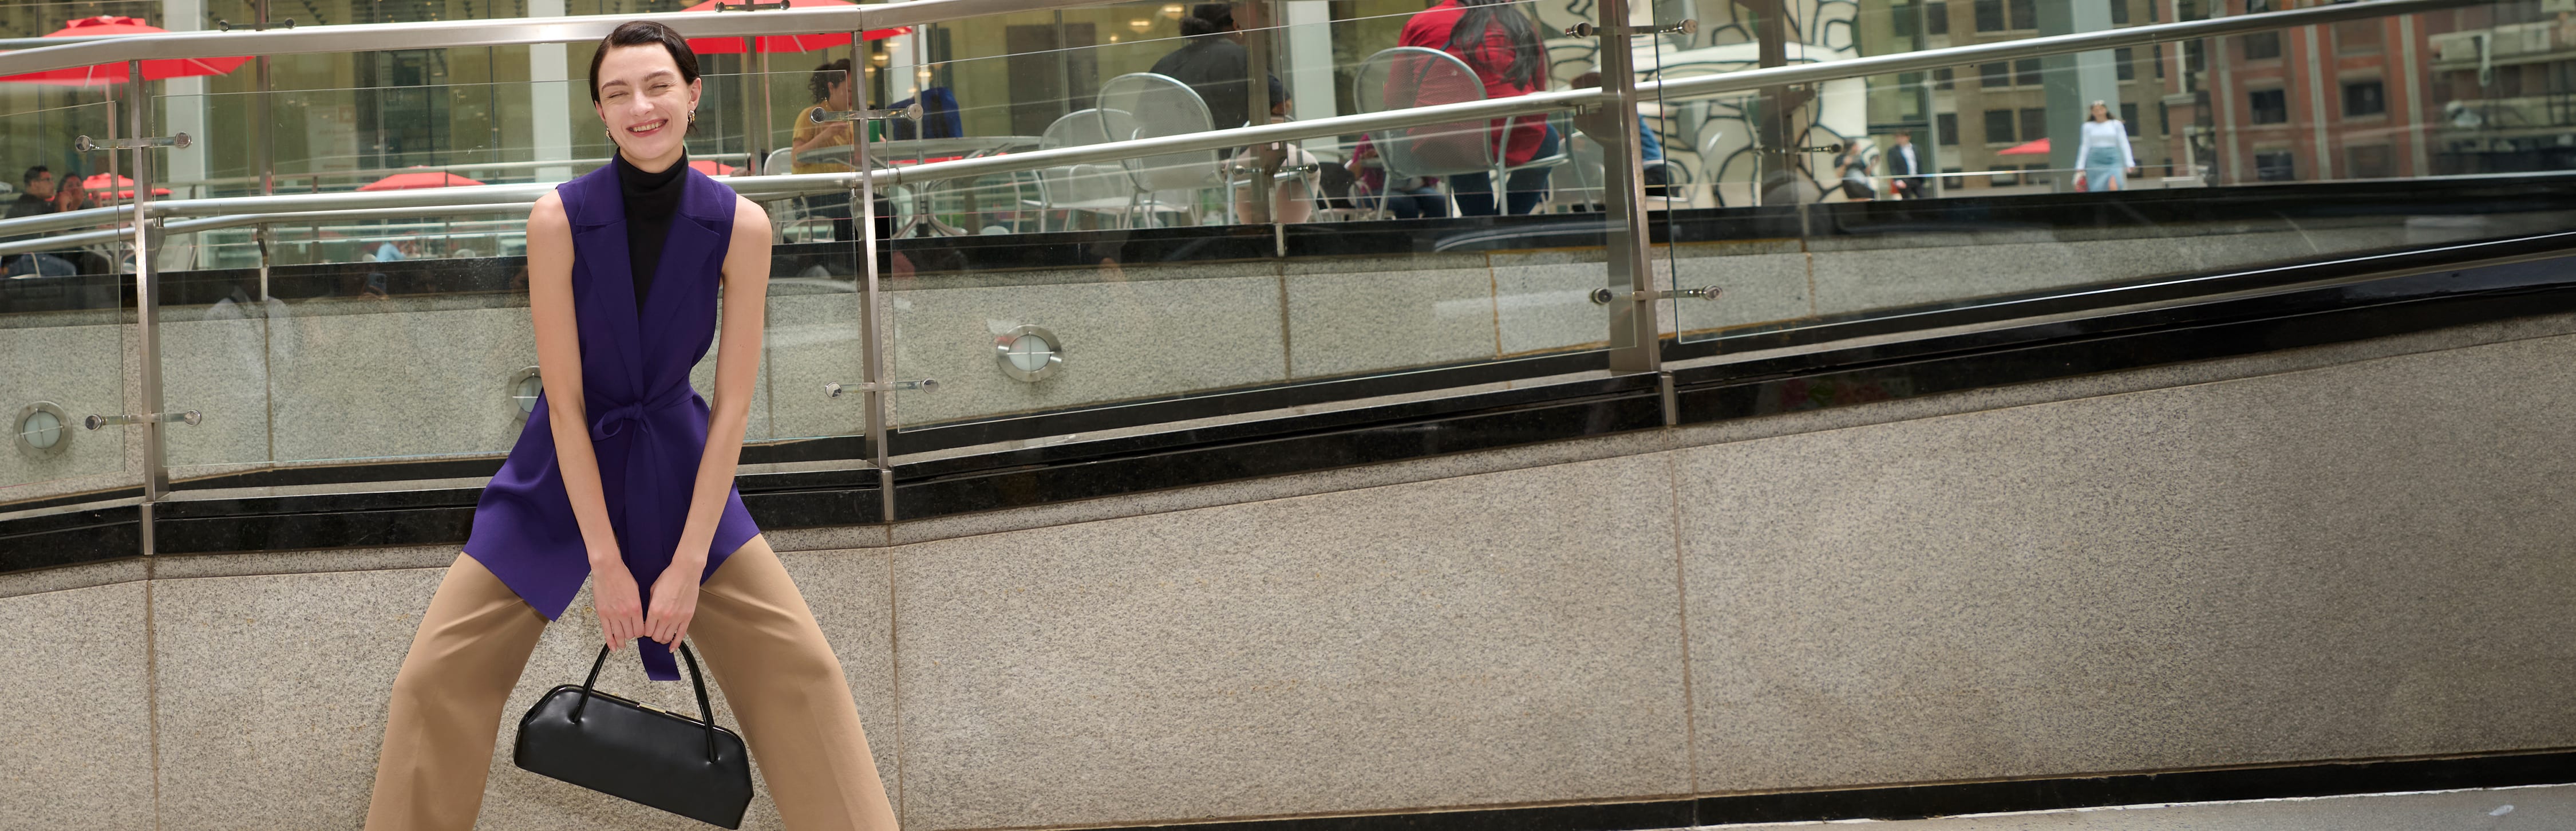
[688,159,740,176]
[677,0,909,54]
[359,171,485,191]
[0,17,250,85]
[1997,137,2051,156]
[80,172,171,198]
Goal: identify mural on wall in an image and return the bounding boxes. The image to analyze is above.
[1528,0,1867,204]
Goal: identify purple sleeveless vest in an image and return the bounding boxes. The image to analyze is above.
[463,162,762,681]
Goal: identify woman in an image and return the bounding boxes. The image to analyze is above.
[1835,141,1875,202]
[2079,100,2138,191]
[791,57,860,241]
[1149,4,1258,131]
[364,21,898,830]
[1398,0,1556,215]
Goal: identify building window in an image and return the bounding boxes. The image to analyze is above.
[1938,112,1960,144]
[2121,103,2140,135]
[2115,47,2136,81]
[1928,2,1950,34]
[2009,0,2037,29]
[2348,144,2395,179]
[1993,167,2021,186]
[2155,44,2166,79]
[2241,0,2281,60]
[2020,108,2048,143]
[2335,18,2384,53]
[2255,150,2297,182]
[2343,80,2386,116]
[1985,108,2016,143]
[2024,163,2053,186]
[1974,0,2005,30]
[1980,62,2010,87]
[2111,0,2131,25]
[2014,58,2043,86]
[2179,0,2206,21]
[2250,88,2289,124]
[2158,100,2171,135]
[1934,67,1955,90]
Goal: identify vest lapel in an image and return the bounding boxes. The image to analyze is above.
[567,168,647,395]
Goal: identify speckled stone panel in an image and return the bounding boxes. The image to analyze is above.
[151,549,896,831]
[1667,241,1813,336]
[891,452,1692,830]
[1282,254,1497,380]
[0,581,152,831]
[761,291,870,443]
[161,307,276,471]
[0,321,127,494]
[887,272,1287,426]
[1677,332,2576,793]
[1491,249,1619,356]
[266,303,534,463]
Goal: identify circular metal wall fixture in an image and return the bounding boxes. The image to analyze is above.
[15,401,70,460]
[508,367,543,424]
[993,325,1064,383]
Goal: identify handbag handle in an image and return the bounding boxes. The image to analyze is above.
[568,642,724,765]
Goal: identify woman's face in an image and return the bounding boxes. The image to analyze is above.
[594,44,701,162]
[829,75,854,109]
[2090,103,2109,120]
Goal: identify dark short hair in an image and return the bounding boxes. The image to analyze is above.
[1181,3,1235,37]
[808,58,852,104]
[587,20,701,104]
[22,165,49,186]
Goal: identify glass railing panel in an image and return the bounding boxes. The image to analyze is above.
[1634,0,2576,346]
[875,2,1622,443]
[0,98,138,509]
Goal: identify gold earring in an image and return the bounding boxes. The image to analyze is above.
[688,109,698,124]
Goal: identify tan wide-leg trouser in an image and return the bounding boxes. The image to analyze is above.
[364,535,896,830]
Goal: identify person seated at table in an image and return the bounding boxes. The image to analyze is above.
[791,58,863,241]
[1344,135,1448,220]
[1151,3,1283,131]
[1400,0,1558,215]
[1227,82,1318,223]
[3,166,103,277]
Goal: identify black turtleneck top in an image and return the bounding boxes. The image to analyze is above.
[613,151,688,313]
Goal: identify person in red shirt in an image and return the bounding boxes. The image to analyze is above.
[1397,0,1558,215]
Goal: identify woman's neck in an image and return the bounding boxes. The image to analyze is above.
[621,145,685,174]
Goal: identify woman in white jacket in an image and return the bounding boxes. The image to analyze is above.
[2080,100,2138,191]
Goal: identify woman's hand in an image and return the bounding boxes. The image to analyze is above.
[591,559,645,650]
[644,561,704,652]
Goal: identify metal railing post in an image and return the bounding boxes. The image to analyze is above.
[129,58,168,554]
[1597,0,1664,376]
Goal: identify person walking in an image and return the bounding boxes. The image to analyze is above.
[1886,131,1928,199]
[2079,100,2138,191]
[363,21,897,831]
[1399,0,1558,215]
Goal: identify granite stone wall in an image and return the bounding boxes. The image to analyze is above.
[7,310,2575,830]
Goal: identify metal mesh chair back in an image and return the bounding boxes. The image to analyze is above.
[1350,46,1497,179]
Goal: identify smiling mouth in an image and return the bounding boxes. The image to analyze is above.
[627,119,669,135]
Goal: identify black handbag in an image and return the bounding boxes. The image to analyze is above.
[513,643,755,828]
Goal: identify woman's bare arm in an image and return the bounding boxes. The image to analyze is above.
[642,195,772,649]
[527,192,647,649]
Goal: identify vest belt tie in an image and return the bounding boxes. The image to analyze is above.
[585,380,700,681]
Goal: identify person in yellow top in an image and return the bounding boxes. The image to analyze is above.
[791,58,859,239]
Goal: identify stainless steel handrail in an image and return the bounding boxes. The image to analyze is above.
[0,0,1111,78]
[0,0,2491,252]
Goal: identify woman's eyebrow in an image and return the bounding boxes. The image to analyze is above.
[600,69,678,90]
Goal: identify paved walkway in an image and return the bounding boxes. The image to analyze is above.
[1677,783,2570,830]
